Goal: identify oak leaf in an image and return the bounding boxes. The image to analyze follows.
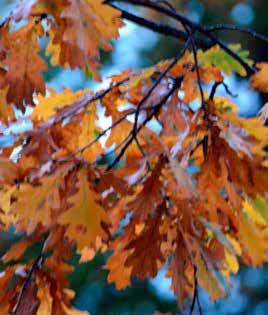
[243,196,268,225]
[0,20,47,110]
[167,237,194,308]
[250,63,268,93]
[199,44,252,76]
[124,204,166,279]
[127,160,164,220]
[238,213,268,266]
[195,252,227,301]
[106,247,132,290]
[47,0,123,78]
[78,103,103,163]
[10,167,68,234]
[36,282,53,315]
[58,168,108,251]
[0,157,18,185]
[0,87,15,124]
[32,88,89,121]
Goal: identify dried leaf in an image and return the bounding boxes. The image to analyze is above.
[58,168,108,251]
[250,63,268,93]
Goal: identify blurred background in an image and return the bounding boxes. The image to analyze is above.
[1,0,268,314]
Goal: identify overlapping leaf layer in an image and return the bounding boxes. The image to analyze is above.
[0,1,267,314]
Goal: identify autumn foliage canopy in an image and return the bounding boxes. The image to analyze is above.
[0,0,268,314]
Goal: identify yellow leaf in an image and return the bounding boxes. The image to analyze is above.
[46,35,61,67]
[238,213,268,266]
[243,197,267,225]
[263,159,268,168]
[32,89,89,121]
[61,303,89,315]
[120,66,155,91]
[0,186,16,226]
[225,249,239,274]
[106,119,133,148]
[37,283,53,315]
[58,168,108,251]
[226,235,242,256]
[195,252,226,301]
[78,103,103,163]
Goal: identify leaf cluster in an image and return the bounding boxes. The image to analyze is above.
[0,1,267,314]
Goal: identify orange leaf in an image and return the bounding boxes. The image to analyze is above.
[0,20,47,110]
[47,0,123,79]
[250,63,268,93]
[2,238,36,263]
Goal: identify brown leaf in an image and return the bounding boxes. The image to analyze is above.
[0,158,18,185]
[127,160,164,220]
[125,203,166,279]
[47,0,123,78]
[0,20,47,110]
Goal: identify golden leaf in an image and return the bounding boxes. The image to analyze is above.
[58,168,108,251]
[78,103,103,163]
[61,303,89,315]
[195,252,227,301]
[32,88,89,121]
[10,168,67,234]
[106,249,132,290]
[36,282,53,315]
[238,213,268,266]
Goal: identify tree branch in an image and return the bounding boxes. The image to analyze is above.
[109,3,211,49]
[205,25,268,44]
[11,253,45,315]
[106,0,256,75]
[189,265,203,315]
[133,35,192,135]
[107,76,183,170]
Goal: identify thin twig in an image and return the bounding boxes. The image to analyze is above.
[189,266,198,315]
[107,76,183,170]
[222,81,238,98]
[206,24,268,44]
[209,81,238,101]
[11,253,45,315]
[107,36,191,170]
[117,6,211,48]
[189,265,202,315]
[209,81,222,101]
[106,0,256,75]
[133,36,192,135]
[191,37,205,105]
